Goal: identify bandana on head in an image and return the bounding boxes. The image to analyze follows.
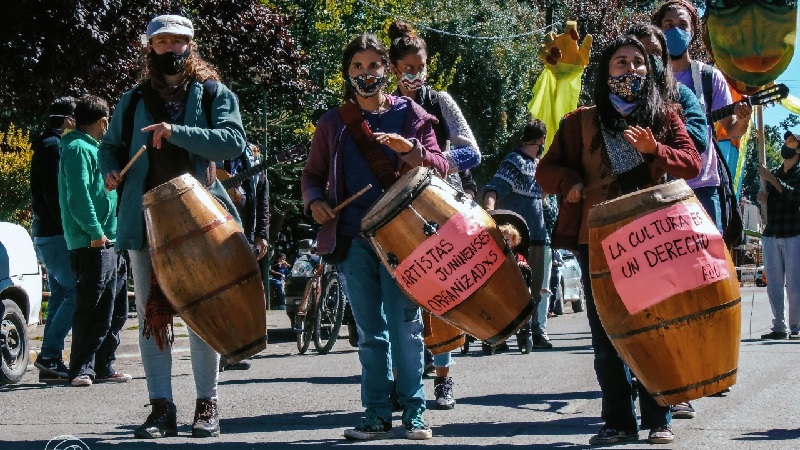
[607,73,646,102]
[348,74,387,98]
[399,71,426,91]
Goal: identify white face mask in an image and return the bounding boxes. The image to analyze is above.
[399,71,426,91]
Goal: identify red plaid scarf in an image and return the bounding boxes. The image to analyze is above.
[143,271,176,350]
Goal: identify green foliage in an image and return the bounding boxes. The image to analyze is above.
[0,124,33,229]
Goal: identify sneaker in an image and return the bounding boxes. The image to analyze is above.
[648,425,675,444]
[670,401,695,419]
[532,333,553,349]
[71,375,93,387]
[710,387,731,397]
[434,376,456,410]
[589,426,638,445]
[402,407,432,440]
[344,412,393,440]
[790,331,800,340]
[96,371,132,383]
[34,356,68,379]
[761,331,788,340]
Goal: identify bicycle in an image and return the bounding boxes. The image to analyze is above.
[293,257,347,355]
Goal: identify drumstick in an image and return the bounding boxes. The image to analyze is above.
[332,184,373,213]
[119,145,147,178]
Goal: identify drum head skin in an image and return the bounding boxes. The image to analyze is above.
[361,166,433,235]
[587,180,693,229]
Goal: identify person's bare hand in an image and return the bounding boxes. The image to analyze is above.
[253,237,268,260]
[105,170,122,191]
[90,235,110,248]
[310,200,336,224]
[623,125,658,154]
[734,101,753,121]
[374,132,413,153]
[566,183,583,203]
[141,122,173,149]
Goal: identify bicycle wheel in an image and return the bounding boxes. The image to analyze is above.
[296,280,315,354]
[313,274,345,354]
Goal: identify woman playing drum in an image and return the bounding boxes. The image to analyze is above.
[535,36,700,445]
[300,34,447,440]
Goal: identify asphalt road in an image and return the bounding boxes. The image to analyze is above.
[1,285,798,450]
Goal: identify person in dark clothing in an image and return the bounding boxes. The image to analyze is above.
[30,96,79,381]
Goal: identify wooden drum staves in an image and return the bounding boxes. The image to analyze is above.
[143,174,267,364]
[587,180,741,406]
[361,167,533,345]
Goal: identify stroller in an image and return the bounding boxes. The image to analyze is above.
[460,209,536,355]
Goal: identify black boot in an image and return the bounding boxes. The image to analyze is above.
[434,376,456,410]
[192,398,220,437]
[134,399,177,438]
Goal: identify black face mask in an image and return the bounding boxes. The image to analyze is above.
[149,49,190,76]
[781,144,798,160]
[648,54,665,83]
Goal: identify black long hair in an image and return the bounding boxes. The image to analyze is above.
[593,36,670,139]
[341,34,389,101]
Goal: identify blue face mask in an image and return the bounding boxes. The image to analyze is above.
[664,27,692,58]
[609,93,639,116]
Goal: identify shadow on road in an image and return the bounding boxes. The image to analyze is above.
[735,428,800,441]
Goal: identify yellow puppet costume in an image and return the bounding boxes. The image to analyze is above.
[704,0,797,92]
[528,21,592,153]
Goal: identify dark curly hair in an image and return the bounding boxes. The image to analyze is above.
[388,20,427,64]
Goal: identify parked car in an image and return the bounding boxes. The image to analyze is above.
[551,250,585,315]
[0,222,43,384]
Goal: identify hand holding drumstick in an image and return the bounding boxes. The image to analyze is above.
[105,145,146,191]
[310,184,373,224]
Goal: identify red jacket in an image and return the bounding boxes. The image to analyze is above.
[535,106,700,249]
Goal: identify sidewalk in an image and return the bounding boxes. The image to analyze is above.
[28,309,294,364]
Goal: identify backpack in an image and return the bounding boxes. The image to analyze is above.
[692,62,744,248]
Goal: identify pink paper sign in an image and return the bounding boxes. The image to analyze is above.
[394,210,506,315]
[600,201,729,314]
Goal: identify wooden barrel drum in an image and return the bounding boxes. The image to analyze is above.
[362,167,533,345]
[587,180,741,406]
[143,174,267,364]
[423,313,465,355]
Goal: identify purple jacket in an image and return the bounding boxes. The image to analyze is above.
[301,95,448,255]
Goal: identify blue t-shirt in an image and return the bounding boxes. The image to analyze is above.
[338,99,409,237]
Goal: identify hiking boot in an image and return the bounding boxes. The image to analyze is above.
[761,331,788,340]
[434,376,455,410]
[648,425,675,444]
[589,426,638,445]
[670,401,695,419]
[220,360,251,371]
[343,412,392,440]
[790,331,800,340]
[192,398,220,437]
[96,371,132,383]
[134,399,177,439]
[70,375,92,387]
[532,333,553,349]
[34,356,68,379]
[402,407,432,440]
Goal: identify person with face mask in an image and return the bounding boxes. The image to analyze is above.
[536,36,701,445]
[482,120,554,351]
[301,34,446,441]
[387,19,481,411]
[652,0,752,234]
[99,14,247,439]
[58,94,131,389]
[757,131,800,341]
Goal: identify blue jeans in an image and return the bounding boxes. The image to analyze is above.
[532,245,552,335]
[34,235,78,360]
[433,351,452,368]
[762,236,800,334]
[67,247,128,379]
[693,186,722,234]
[578,245,670,431]
[337,239,425,421]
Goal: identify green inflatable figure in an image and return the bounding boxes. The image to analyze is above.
[704,0,797,92]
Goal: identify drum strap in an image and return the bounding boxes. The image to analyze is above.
[338,101,400,189]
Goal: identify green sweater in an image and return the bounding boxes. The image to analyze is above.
[58,130,117,250]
